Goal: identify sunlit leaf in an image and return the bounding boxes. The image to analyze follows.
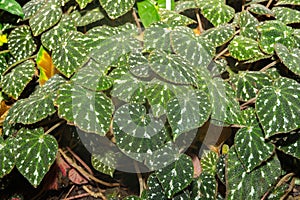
[272,7,300,24]
[0,0,24,17]
[22,0,46,19]
[36,46,57,85]
[137,0,160,27]
[75,0,92,9]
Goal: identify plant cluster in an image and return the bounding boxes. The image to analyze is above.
[0,0,300,199]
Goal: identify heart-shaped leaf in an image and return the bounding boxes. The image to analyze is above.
[239,11,259,40]
[52,31,89,78]
[2,60,35,99]
[0,137,15,178]
[0,0,24,17]
[29,0,62,36]
[15,128,58,187]
[275,43,300,76]
[22,0,46,19]
[5,75,66,125]
[201,24,235,47]
[256,77,300,138]
[249,4,274,16]
[229,36,264,61]
[257,20,294,54]
[8,25,37,60]
[99,0,135,19]
[156,154,193,198]
[227,148,281,200]
[166,89,211,139]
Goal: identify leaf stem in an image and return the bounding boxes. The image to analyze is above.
[44,121,65,135]
[134,161,144,197]
[132,8,142,35]
[82,185,107,200]
[3,54,36,75]
[266,0,273,8]
[196,9,204,34]
[260,60,279,72]
[214,47,228,60]
[0,49,9,55]
[240,97,256,109]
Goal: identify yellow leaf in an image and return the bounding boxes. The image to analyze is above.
[36,46,57,85]
[0,34,8,46]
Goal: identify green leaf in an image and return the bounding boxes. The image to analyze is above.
[275,43,300,76]
[143,23,172,52]
[216,154,226,184]
[29,0,62,36]
[0,0,24,17]
[124,196,143,200]
[71,8,104,27]
[201,24,235,47]
[191,172,217,200]
[156,154,193,198]
[277,130,300,160]
[2,60,35,99]
[275,0,300,5]
[199,0,235,27]
[257,20,294,54]
[239,11,259,40]
[52,31,89,78]
[171,27,215,68]
[229,36,264,61]
[0,137,15,178]
[231,71,272,101]
[256,77,300,138]
[55,83,113,135]
[128,53,151,78]
[200,151,218,175]
[149,50,197,85]
[5,75,66,125]
[235,125,275,172]
[113,103,167,162]
[99,0,135,19]
[157,0,175,10]
[71,58,113,91]
[0,55,8,83]
[158,9,196,27]
[22,0,46,19]
[41,14,76,51]
[137,0,160,27]
[8,25,37,60]
[15,128,58,187]
[91,153,115,177]
[249,4,274,16]
[175,1,197,13]
[166,89,211,139]
[227,148,281,200]
[75,0,92,9]
[272,7,300,24]
[147,174,167,200]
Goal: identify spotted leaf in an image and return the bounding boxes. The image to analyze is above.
[201,24,235,47]
[257,20,294,54]
[147,174,167,200]
[0,0,24,17]
[72,8,104,27]
[91,153,115,177]
[171,26,215,68]
[167,89,211,139]
[0,137,15,178]
[158,9,195,27]
[231,71,272,101]
[52,31,89,78]
[29,0,62,36]
[277,130,300,160]
[275,43,300,76]
[239,11,259,40]
[99,0,135,19]
[5,75,66,125]
[15,128,58,187]
[272,7,300,24]
[256,77,300,138]
[191,172,217,200]
[249,4,274,16]
[175,1,197,13]
[275,0,300,5]
[2,60,35,99]
[227,148,281,200]
[8,25,37,61]
[156,154,193,198]
[75,0,92,9]
[22,0,46,19]
[200,151,218,175]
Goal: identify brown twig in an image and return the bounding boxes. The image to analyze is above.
[44,121,64,135]
[240,97,256,109]
[266,0,273,8]
[132,8,142,34]
[63,193,90,200]
[66,147,93,175]
[59,149,120,187]
[134,161,144,196]
[260,60,279,72]
[82,185,107,200]
[196,9,204,34]
[214,47,228,60]
[63,185,75,200]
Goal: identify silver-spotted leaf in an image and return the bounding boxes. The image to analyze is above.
[0,0,24,17]
[273,7,300,24]
[227,148,281,200]
[166,89,211,139]
[158,9,195,27]
[8,25,37,60]
[256,77,300,138]
[143,24,172,52]
[249,4,274,16]
[128,53,151,78]
[5,75,66,125]
[216,154,226,184]
[15,128,58,187]
[149,50,197,85]
[201,24,235,47]
[2,60,35,99]
[277,130,300,160]
[257,20,294,54]
[171,26,215,68]
[235,125,275,172]
[55,83,113,135]
[124,196,143,200]
[72,8,104,26]
[175,1,197,13]
[0,137,15,178]
[52,31,89,78]
[156,154,193,198]
[191,172,217,200]
[91,153,115,177]
[147,174,167,200]
[75,0,92,9]
[22,0,46,19]
[229,36,264,61]
[275,43,300,76]
[200,151,218,175]
[99,0,135,19]
[275,0,300,5]
[231,71,272,101]
[29,0,62,36]
[239,11,259,40]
